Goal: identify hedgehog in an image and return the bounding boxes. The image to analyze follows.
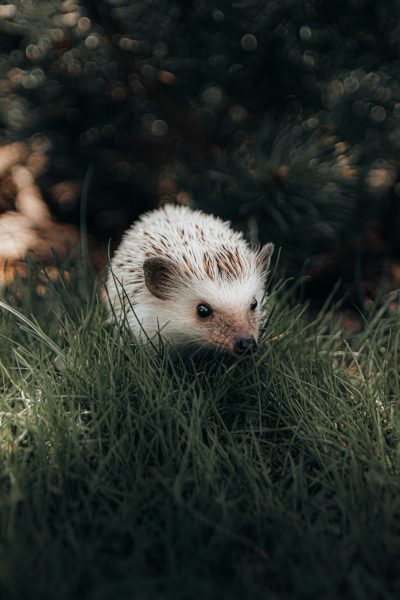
[106,204,274,354]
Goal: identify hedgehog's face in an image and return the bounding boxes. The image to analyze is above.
[192,294,261,354]
[143,243,274,354]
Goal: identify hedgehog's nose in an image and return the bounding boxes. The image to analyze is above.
[234,336,259,354]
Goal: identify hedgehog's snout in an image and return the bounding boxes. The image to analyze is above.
[234,336,259,354]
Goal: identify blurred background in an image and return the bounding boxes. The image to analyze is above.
[1,0,400,311]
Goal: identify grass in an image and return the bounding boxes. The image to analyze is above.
[0,264,399,599]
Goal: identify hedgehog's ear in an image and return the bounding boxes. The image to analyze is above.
[143,257,180,300]
[256,243,274,277]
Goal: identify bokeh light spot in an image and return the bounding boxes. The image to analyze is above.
[241,34,258,51]
[151,120,168,137]
[370,106,386,122]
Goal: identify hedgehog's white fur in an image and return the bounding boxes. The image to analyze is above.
[106,204,273,353]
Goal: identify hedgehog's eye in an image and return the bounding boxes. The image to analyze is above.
[250,298,258,310]
[197,303,213,318]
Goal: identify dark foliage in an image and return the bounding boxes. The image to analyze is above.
[0,0,400,283]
